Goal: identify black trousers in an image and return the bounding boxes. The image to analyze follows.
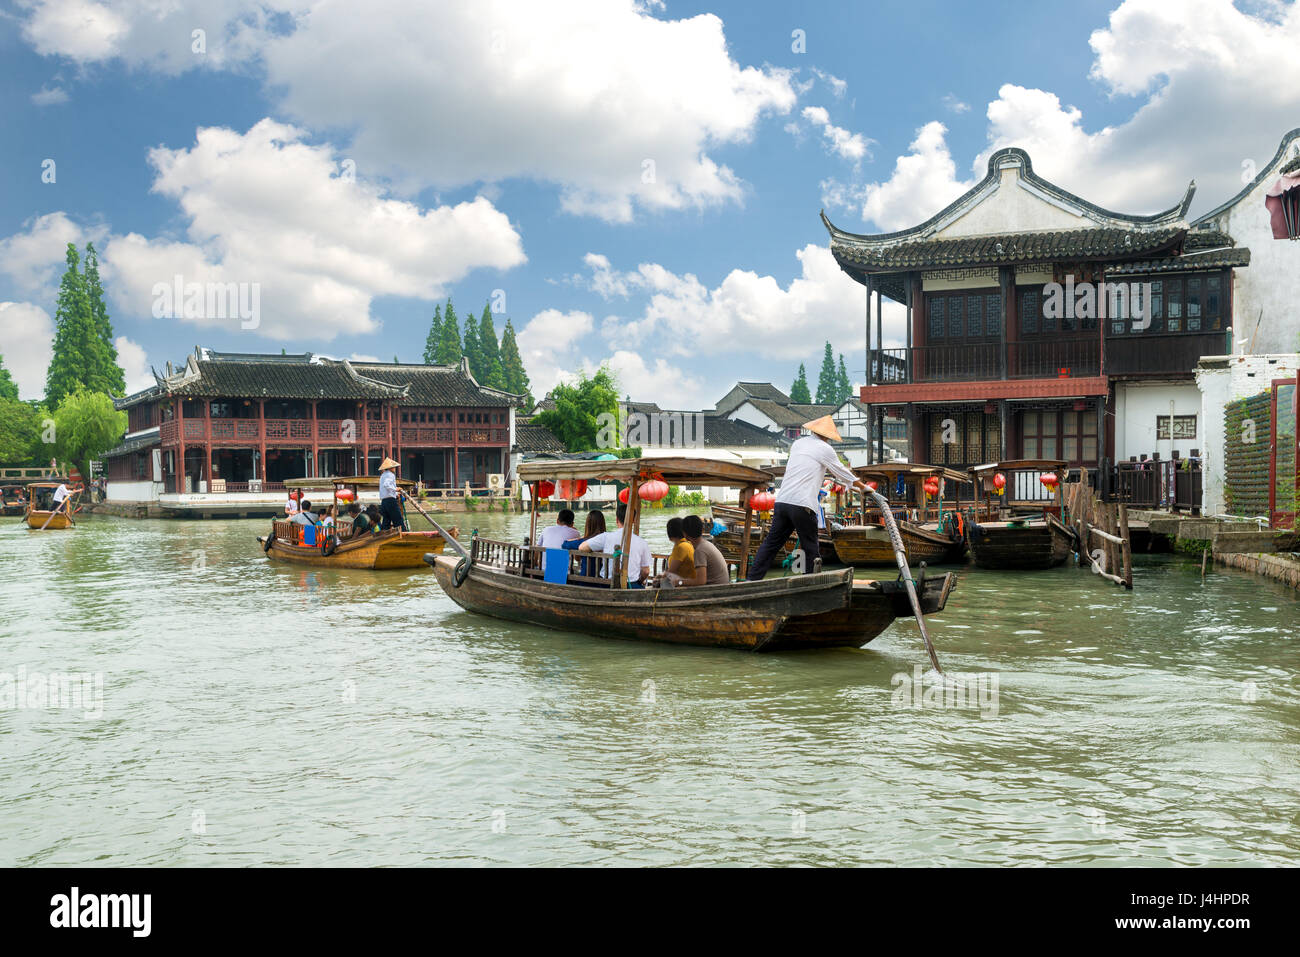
[380,496,405,531]
[746,502,820,580]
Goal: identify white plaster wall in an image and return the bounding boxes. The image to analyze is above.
[937,167,1094,238]
[1114,381,1203,462]
[105,480,160,503]
[728,402,781,432]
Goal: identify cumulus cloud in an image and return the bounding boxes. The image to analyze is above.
[852,121,970,232]
[113,335,152,394]
[0,212,109,300]
[0,302,55,400]
[515,308,596,396]
[31,84,69,106]
[18,0,797,223]
[102,119,525,340]
[799,106,872,164]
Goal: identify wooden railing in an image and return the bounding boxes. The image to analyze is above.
[872,338,1101,384]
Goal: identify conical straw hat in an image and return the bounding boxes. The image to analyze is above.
[379,457,400,470]
[803,415,842,442]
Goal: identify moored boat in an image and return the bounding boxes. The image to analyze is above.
[257,476,455,569]
[830,463,970,567]
[965,459,1076,570]
[428,456,957,653]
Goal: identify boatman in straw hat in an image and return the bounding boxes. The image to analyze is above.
[377,457,406,531]
[746,415,869,580]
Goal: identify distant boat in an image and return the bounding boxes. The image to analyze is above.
[965,460,1075,570]
[428,456,956,652]
[257,476,455,569]
[830,464,969,567]
[24,482,79,530]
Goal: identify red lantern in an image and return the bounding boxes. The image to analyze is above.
[749,490,776,511]
[1039,472,1059,489]
[536,480,555,499]
[864,481,877,492]
[335,488,356,503]
[289,490,302,501]
[638,479,669,502]
[618,487,630,504]
[992,472,1006,490]
[556,479,588,499]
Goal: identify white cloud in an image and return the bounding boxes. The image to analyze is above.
[0,302,55,400]
[18,1,797,223]
[102,119,526,340]
[800,106,872,164]
[516,308,596,396]
[856,121,970,232]
[0,212,109,300]
[584,350,713,411]
[812,68,848,99]
[31,85,69,106]
[113,336,152,394]
[942,94,969,114]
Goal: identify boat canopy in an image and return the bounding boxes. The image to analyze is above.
[970,459,1067,473]
[853,462,968,484]
[518,456,771,489]
[26,482,70,490]
[283,475,416,491]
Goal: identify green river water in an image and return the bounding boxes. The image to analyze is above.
[1,511,1297,866]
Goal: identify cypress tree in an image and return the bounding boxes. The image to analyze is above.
[790,364,811,404]
[462,306,482,379]
[815,341,838,405]
[499,317,531,405]
[45,243,98,407]
[423,304,443,364]
[0,355,18,402]
[836,354,852,404]
[435,299,463,364]
[82,242,125,395]
[477,304,504,388]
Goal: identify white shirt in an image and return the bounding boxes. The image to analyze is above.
[285,498,300,515]
[379,470,398,500]
[583,529,652,582]
[52,484,70,504]
[774,435,858,513]
[538,524,581,549]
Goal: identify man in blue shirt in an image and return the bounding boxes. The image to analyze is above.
[378,457,406,531]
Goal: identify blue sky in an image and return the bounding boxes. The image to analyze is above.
[2,0,1298,407]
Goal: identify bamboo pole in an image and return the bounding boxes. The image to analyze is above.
[617,477,639,589]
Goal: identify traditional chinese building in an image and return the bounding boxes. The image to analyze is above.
[103,348,519,513]
[825,147,1252,471]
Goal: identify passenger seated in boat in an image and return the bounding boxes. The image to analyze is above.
[346,503,371,537]
[562,509,606,578]
[291,500,318,525]
[682,514,730,586]
[538,508,581,549]
[661,517,694,588]
[580,503,651,587]
[365,504,382,532]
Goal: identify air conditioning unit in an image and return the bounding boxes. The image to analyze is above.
[487,473,505,491]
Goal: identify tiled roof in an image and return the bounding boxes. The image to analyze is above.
[157,352,405,401]
[101,427,160,458]
[740,398,808,428]
[1105,246,1251,274]
[514,423,566,453]
[789,403,837,419]
[352,362,517,407]
[736,381,790,403]
[701,416,789,449]
[830,226,1186,273]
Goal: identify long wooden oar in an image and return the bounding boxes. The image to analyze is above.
[402,492,470,561]
[867,488,943,673]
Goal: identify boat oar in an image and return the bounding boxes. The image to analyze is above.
[867,488,943,674]
[402,492,470,561]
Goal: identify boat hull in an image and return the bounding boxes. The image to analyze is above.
[830,523,964,567]
[26,510,72,530]
[258,529,448,569]
[967,516,1074,570]
[428,553,954,652]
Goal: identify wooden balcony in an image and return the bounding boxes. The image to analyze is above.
[160,418,392,446]
[876,339,1101,384]
[1104,332,1229,377]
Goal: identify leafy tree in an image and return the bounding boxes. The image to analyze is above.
[477,303,504,388]
[423,304,443,364]
[0,354,19,402]
[534,367,619,452]
[836,354,852,404]
[790,363,811,404]
[82,243,125,396]
[52,390,126,482]
[435,298,463,364]
[462,303,482,379]
[815,341,838,405]
[0,397,44,465]
[498,317,532,406]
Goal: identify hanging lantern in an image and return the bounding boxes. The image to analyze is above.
[992,472,1006,490]
[618,487,630,504]
[638,479,669,502]
[864,481,877,492]
[556,479,588,499]
[536,480,555,499]
[749,490,776,512]
[289,490,302,501]
[923,480,939,497]
[1039,472,1060,490]
[335,488,356,503]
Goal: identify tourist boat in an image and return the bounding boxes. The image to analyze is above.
[830,464,970,567]
[426,457,956,652]
[257,476,456,570]
[24,482,79,530]
[1,484,28,517]
[965,460,1076,570]
[710,502,840,566]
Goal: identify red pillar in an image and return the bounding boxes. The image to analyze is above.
[176,399,186,494]
[258,399,267,484]
[310,399,319,477]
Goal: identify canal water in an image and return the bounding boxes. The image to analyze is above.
[1,511,1297,866]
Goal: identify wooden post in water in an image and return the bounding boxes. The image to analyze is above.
[1118,504,1133,589]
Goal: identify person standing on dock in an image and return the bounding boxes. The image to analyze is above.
[746,416,869,580]
[378,458,406,531]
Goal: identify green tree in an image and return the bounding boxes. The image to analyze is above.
[45,244,96,407]
[0,398,44,465]
[815,341,838,405]
[0,354,19,402]
[477,303,504,388]
[435,299,463,364]
[423,304,443,364]
[836,354,852,404]
[790,363,811,404]
[534,367,619,451]
[82,243,125,396]
[462,304,482,379]
[52,390,126,482]
[498,317,532,406]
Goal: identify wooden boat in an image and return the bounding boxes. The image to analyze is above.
[425,457,957,653]
[24,482,80,530]
[965,459,1076,570]
[710,502,839,566]
[257,476,456,569]
[1,484,28,517]
[830,463,970,567]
